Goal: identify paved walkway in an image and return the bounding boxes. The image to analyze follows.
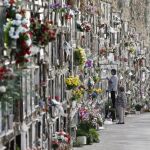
[74,113,150,150]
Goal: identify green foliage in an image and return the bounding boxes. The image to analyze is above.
[4,20,12,48]
[76,128,87,137]
[89,128,100,143]
[78,121,93,132]
[86,134,93,145]
[77,121,100,144]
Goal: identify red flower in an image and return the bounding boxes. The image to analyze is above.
[0,67,8,80]
[9,0,15,5]
[64,14,73,20]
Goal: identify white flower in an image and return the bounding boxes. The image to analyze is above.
[22,18,29,25]
[3,0,10,7]
[16,13,22,20]
[26,38,32,47]
[9,30,20,39]
[9,27,15,33]
[13,20,22,26]
[0,86,7,93]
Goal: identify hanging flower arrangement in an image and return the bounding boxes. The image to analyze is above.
[65,76,81,90]
[30,18,56,46]
[64,9,74,20]
[49,2,71,13]
[74,47,87,66]
[76,21,92,32]
[4,17,32,65]
[71,88,84,101]
[3,1,32,65]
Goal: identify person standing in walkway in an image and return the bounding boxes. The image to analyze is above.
[116,86,127,124]
[107,69,118,108]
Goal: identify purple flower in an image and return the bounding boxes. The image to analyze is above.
[49,3,61,9]
[86,59,93,68]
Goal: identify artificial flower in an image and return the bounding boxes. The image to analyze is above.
[16,13,22,20]
[0,86,7,93]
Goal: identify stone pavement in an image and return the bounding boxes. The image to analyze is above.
[74,113,150,150]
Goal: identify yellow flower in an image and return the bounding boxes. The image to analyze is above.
[65,76,81,89]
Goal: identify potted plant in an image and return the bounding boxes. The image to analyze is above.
[86,134,93,145]
[76,128,87,145]
[89,128,100,143]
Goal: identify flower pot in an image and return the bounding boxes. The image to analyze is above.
[77,136,87,145]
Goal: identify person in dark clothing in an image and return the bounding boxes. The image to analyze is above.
[116,86,127,124]
[107,69,118,121]
[107,69,118,108]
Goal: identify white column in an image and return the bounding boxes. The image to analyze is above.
[21,132,27,150]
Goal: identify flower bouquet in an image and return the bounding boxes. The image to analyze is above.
[74,47,87,66]
[30,18,56,46]
[85,59,93,68]
[99,48,107,56]
[65,76,80,90]
[93,88,103,95]
[71,88,84,101]
[49,2,71,13]
[76,21,92,32]
[91,88,103,99]
[4,1,32,65]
